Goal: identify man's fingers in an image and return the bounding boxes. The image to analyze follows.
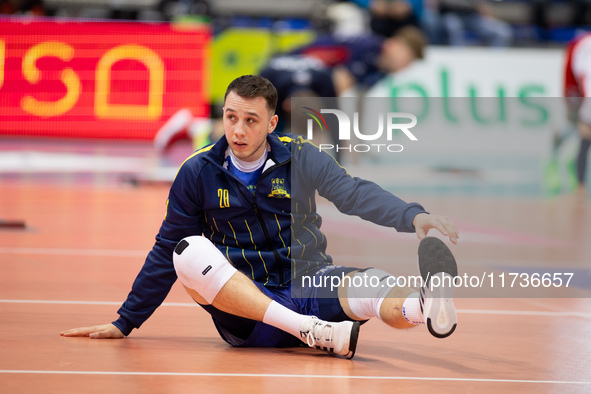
[415,226,427,240]
[60,324,123,339]
[433,220,448,236]
[413,213,460,244]
[427,215,460,244]
[437,216,459,244]
[60,326,95,337]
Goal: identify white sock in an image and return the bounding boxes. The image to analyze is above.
[402,292,425,325]
[262,300,310,341]
[348,297,387,320]
[346,268,397,320]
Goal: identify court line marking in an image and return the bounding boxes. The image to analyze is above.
[0,370,589,385]
[0,247,587,268]
[457,309,591,318]
[0,300,189,307]
[1,300,590,317]
[0,247,146,257]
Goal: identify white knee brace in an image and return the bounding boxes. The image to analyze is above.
[173,236,237,304]
[346,268,396,321]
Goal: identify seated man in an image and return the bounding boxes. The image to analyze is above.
[62,75,460,359]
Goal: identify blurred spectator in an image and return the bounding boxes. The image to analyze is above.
[563,32,591,193]
[342,0,421,38]
[1,0,45,15]
[423,0,512,47]
[157,0,209,22]
[531,0,551,42]
[272,26,424,95]
[570,0,591,27]
[0,0,15,13]
[369,0,419,38]
[109,9,138,20]
[259,26,426,160]
[327,1,370,38]
[532,0,591,42]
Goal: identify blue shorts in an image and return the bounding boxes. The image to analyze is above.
[200,265,360,348]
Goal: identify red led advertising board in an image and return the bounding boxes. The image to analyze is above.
[0,18,210,140]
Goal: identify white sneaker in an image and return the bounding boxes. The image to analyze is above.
[418,237,458,338]
[300,316,360,359]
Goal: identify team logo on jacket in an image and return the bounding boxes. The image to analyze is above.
[268,178,290,198]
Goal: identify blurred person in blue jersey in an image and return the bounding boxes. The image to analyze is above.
[259,25,426,161]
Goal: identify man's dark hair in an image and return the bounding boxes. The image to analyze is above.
[224,75,278,114]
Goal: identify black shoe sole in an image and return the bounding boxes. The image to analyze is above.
[346,321,361,360]
[418,237,458,339]
[418,237,458,285]
[427,317,457,339]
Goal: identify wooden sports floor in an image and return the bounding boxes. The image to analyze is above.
[1,141,591,393]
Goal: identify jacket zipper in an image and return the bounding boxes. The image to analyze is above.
[234,157,290,286]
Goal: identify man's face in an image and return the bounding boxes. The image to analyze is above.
[379,37,414,73]
[223,91,278,162]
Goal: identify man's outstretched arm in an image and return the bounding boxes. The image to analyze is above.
[60,156,204,339]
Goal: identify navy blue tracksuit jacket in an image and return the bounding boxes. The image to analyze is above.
[113,132,426,335]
